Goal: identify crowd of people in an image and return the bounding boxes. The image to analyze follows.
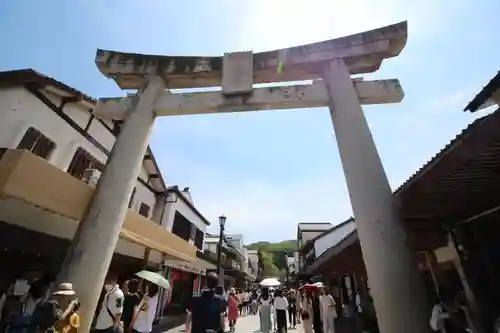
[185,273,340,333]
[0,270,164,333]
[0,270,380,333]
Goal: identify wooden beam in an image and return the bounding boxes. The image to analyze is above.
[148,174,160,182]
[93,79,404,120]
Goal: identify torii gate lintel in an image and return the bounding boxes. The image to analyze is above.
[93,78,404,120]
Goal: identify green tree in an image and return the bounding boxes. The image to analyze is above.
[249,240,297,276]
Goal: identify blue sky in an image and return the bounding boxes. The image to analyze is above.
[1,0,499,243]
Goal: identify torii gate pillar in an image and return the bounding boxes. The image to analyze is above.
[322,59,429,333]
[56,76,165,333]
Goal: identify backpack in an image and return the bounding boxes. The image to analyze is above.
[190,291,224,333]
[30,300,60,332]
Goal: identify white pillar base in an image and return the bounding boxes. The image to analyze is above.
[56,76,165,333]
[322,59,430,333]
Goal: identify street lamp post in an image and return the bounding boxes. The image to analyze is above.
[216,215,226,286]
[284,254,289,286]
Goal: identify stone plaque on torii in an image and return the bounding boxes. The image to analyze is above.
[58,21,430,333]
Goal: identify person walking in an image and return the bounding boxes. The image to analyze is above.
[311,290,323,333]
[300,291,314,333]
[122,280,141,333]
[242,290,251,316]
[93,273,124,333]
[295,290,302,325]
[258,288,273,333]
[273,289,288,333]
[287,289,297,329]
[319,287,336,333]
[130,282,159,333]
[227,289,239,333]
[251,290,259,315]
[214,286,226,333]
[189,273,225,333]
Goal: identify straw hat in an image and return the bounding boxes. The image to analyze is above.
[53,282,76,296]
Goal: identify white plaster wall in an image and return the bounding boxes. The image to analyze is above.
[226,234,243,250]
[130,182,156,218]
[240,247,248,273]
[0,88,157,214]
[204,240,218,254]
[313,221,356,258]
[161,192,208,233]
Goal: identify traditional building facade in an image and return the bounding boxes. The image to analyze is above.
[303,74,500,331]
[295,222,332,279]
[203,233,255,288]
[0,68,217,317]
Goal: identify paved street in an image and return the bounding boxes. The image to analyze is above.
[164,313,305,333]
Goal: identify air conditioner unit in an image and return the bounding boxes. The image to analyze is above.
[82,168,101,188]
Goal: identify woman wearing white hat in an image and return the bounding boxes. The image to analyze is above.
[30,282,80,333]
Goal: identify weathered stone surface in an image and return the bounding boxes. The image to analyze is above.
[92,79,404,120]
[95,21,407,89]
[222,51,254,95]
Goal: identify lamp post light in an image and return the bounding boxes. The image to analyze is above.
[216,215,227,286]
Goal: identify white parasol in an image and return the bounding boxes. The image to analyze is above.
[313,282,325,288]
[135,270,170,289]
[259,277,281,287]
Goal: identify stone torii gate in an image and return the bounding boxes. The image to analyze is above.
[58,21,430,333]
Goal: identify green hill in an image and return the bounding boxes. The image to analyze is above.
[247,240,296,279]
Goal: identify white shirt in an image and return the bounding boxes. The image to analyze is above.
[133,294,159,333]
[319,295,335,315]
[13,280,30,296]
[355,293,362,312]
[242,292,250,302]
[273,296,288,310]
[95,286,124,330]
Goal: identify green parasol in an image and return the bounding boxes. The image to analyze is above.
[135,270,170,289]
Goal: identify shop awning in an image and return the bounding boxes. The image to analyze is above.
[120,229,194,263]
[305,230,358,275]
[165,258,217,275]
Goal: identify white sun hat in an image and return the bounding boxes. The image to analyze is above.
[53,282,76,296]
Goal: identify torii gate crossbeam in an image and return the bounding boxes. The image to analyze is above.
[58,21,431,333]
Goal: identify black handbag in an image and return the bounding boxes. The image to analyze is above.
[301,311,310,320]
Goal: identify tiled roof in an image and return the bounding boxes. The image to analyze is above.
[464,71,500,113]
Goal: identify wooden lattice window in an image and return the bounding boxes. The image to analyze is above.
[67,147,104,180]
[17,127,56,160]
[172,212,191,241]
[194,229,204,250]
[138,203,151,218]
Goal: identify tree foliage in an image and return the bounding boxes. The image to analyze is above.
[248,240,296,280]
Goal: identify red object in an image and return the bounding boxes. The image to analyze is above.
[298,284,318,291]
[227,295,239,321]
